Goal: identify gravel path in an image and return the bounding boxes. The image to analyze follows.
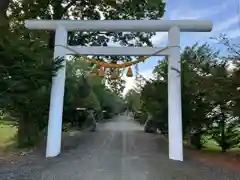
[0,114,240,180]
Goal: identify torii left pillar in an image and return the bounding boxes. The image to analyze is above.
[46,26,67,157]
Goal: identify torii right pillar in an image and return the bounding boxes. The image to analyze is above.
[168,26,183,161]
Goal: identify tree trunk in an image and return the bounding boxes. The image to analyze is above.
[186,126,192,146]
[221,147,227,153]
[0,0,9,27]
[220,113,226,153]
[17,116,40,148]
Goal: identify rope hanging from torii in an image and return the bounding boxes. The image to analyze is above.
[57,45,173,79]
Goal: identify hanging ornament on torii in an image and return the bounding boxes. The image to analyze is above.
[57,45,168,80]
[87,55,147,80]
[92,64,133,80]
[83,46,170,80]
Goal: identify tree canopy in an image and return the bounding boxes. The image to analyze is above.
[126,37,240,151]
[0,0,166,148]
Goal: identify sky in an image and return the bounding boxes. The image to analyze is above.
[122,0,240,95]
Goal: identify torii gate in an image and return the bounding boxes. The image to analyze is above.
[25,20,212,161]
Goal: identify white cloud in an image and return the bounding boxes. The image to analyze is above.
[140,69,154,80]
[193,15,240,40]
[151,32,168,46]
[168,2,229,20]
[150,1,234,45]
[214,15,239,32]
[211,14,240,39]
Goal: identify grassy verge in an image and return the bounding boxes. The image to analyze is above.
[202,141,240,158]
[180,136,240,161]
[0,119,17,152]
[200,135,240,155]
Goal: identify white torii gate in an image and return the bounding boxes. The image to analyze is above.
[25,20,212,161]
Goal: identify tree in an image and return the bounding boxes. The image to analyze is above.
[125,89,141,112]
[0,0,9,26]
[203,35,240,152]
[215,35,240,118]
[8,0,165,50]
[0,0,166,148]
[140,44,222,149]
[0,33,62,147]
[9,0,166,96]
[141,79,168,129]
[140,39,240,150]
[210,115,240,152]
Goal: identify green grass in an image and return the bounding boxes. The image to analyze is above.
[203,136,240,151]
[203,138,221,150]
[0,119,17,151]
[199,136,240,157]
[184,135,240,154]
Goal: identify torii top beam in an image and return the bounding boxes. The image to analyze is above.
[25,20,212,32]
